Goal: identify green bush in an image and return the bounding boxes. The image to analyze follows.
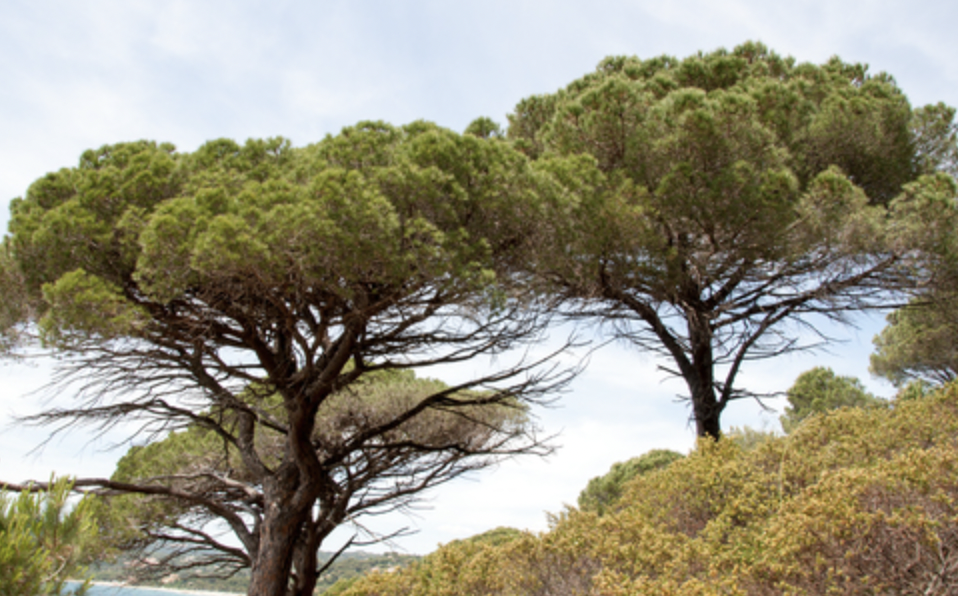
[341,382,958,595]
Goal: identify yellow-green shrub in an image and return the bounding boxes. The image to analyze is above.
[341,385,958,595]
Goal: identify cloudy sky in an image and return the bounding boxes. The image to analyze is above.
[1,0,956,555]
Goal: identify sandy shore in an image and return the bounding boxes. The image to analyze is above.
[80,580,244,596]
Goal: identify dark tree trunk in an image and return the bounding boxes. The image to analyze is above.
[610,283,729,440]
[687,310,723,440]
[290,523,324,596]
[247,466,313,596]
[692,386,723,440]
[246,347,349,596]
[247,502,305,596]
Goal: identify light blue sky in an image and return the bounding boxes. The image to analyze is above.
[1,0,956,555]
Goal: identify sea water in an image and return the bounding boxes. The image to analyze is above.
[64,581,241,596]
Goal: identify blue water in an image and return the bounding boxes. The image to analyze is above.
[64,581,240,596]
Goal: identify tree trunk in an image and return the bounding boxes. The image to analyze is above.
[619,288,728,439]
[290,524,324,596]
[247,476,311,596]
[692,387,723,440]
[687,310,723,440]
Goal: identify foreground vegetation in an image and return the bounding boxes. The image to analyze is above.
[0,478,96,596]
[338,384,958,595]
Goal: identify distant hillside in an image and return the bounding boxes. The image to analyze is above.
[90,549,420,594]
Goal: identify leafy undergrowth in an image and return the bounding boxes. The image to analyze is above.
[335,384,958,595]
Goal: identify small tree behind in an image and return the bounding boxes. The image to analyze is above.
[90,370,533,585]
[871,297,958,388]
[577,449,683,516]
[780,366,882,433]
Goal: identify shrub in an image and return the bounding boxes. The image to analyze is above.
[342,383,958,595]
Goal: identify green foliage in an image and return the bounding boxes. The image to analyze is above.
[91,424,227,559]
[870,172,958,391]
[464,117,503,139]
[577,449,684,516]
[342,383,958,595]
[895,378,935,402]
[0,239,31,355]
[911,102,958,178]
[8,122,545,349]
[39,269,148,347]
[780,366,883,433]
[457,526,524,547]
[725,425,777,451]
[871,298,958,388]
[0,478,97,596]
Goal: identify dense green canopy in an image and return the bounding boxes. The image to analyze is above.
[10,124,543,350]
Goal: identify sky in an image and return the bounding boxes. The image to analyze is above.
[1,0,956,556]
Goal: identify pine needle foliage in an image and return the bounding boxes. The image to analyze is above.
[0,478,97,596]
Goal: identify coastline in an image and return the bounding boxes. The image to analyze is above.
[70,580,244,596]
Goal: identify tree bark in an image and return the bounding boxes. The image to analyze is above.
[290,522,324,596]
[692,386,723,440]
[247,491,307,596]
[687,309,723,440]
